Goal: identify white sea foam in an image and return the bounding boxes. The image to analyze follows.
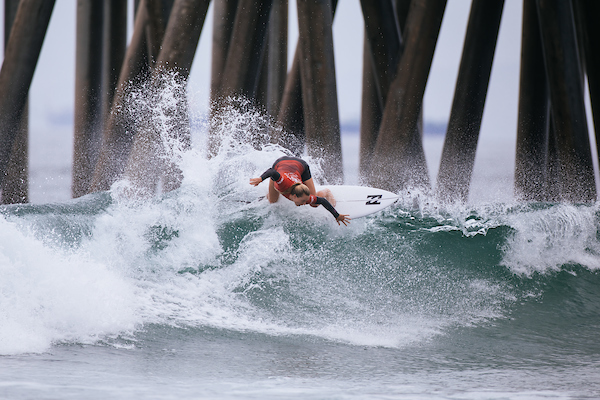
[0,216,137,355]
[501,203,600,275]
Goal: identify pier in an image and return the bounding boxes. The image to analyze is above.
[0,0,598,203]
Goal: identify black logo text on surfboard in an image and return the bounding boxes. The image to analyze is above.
[366,194,382,205]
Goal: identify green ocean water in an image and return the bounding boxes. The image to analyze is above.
[1,159,600,398]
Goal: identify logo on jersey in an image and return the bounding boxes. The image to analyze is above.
[285,173,302,184]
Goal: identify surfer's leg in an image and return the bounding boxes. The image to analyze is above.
[267,180,279,203]
[316,188,336,207]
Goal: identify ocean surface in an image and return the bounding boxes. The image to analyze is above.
[2,97,600,399]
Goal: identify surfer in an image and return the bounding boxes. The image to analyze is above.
[249,156,351,226]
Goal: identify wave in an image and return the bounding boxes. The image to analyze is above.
[1,101,599,356]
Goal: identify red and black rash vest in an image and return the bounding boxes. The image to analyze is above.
[259,156,340,219]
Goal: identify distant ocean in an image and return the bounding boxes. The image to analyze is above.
[2,92,599,399]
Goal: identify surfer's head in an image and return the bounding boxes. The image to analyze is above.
[289,183,311,206]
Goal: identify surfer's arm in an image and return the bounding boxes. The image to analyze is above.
[250,168,281,186]
[260,168,281,182]
[313,196,351,226]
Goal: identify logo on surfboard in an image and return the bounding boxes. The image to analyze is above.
[365,194,382,205]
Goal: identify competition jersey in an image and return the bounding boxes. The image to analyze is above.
[260,156,312,194]
[259,157,340,219]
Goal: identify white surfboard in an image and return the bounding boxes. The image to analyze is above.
[316,185,399,218]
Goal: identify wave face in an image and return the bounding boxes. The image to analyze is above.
[2,104,600,361]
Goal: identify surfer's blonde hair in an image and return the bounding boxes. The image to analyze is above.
[290,183,310,197]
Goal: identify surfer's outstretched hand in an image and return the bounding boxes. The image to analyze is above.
[249,177,262,186]
[337,214,351,226]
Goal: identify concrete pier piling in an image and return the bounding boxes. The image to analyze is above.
[102,0,127,124]
[275,0,337,157]
[296,0,343,184]
[0,0,54,195]
[358,0,403,184]
[124,0,211,195]
[360,0,402,112]
[573,0,600,178]
[359,35,382,183]
[90,0,157,193]
[72,0,104,198]
[515,0,550,202]
[208,0,273,157]
[265,0,287,120]
[536,0,596,202]
[369,0,447,193]
[436,0,504,203]
[1,0,28,204]
[210,0,238,100]
[275,43,305,155]
[219,0,273,100]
